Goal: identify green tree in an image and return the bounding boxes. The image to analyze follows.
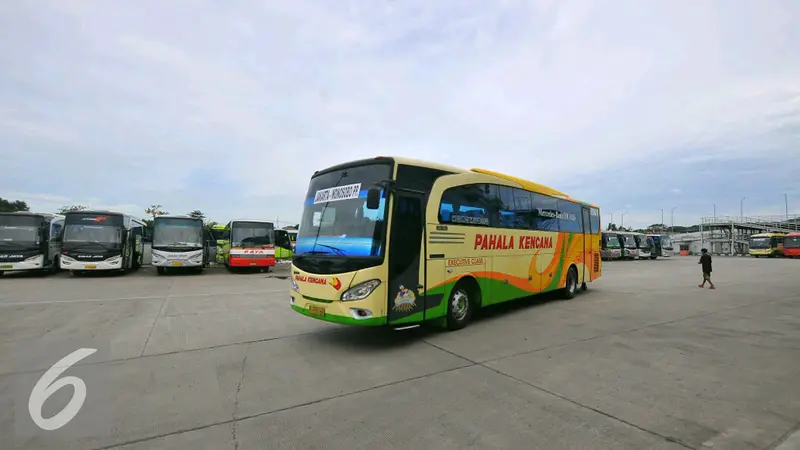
[188,210,205,221]
[58,205,88,214]
[607,223,618,231]
[0,198,30,212]
[145,204,168,220]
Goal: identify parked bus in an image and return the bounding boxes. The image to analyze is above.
[59,210,145,274]
[209,224,228,264]
[648,234,673,257]
[290,156,602,330]
[221,220,292,271]
[783,232,800,258]
[634,233,652,259]
[0,212,64,275]
[615,231,640,260]
[274,229,298,260]
[151,215,211,274]
[749,232,787,257]
[601,231,622,260]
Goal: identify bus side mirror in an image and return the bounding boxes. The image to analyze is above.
[366,188,381,210]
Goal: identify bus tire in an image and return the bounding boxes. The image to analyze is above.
[446,279,478,331]
[562,266,578,299]
[156,267,165,275]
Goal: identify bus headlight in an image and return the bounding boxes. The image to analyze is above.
[24,255,43,265]
[291,277,299,292]
[106,255,122,265]
[341,279,380,302]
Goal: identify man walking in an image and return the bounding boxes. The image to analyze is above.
[698,248,715,289]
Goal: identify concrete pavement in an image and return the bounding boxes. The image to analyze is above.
[0,257,798,449]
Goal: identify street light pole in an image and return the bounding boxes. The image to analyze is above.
[670,206,676,233]
[621,212,628,229]
[713,203,716,221]
[785,194,789,221]
[740,197,745,219]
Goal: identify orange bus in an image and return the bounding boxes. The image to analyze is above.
[783,232,800,258]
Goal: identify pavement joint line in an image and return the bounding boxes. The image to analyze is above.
[86,362,474,450]
[0,288,289,307]
[0,328,346,378]
[232,343,250,450]
[140,280,173,357]
[767,422,800,450]
[478,292,800,365]
[480,364,697,450]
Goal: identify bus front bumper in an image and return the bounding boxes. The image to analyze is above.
[229,256,275,267]
[60,255,122,271]
[0,255,44,271]
[151,250,204,267]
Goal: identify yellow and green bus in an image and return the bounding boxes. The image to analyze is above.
[290,156,602,330]
[749,232,787,257]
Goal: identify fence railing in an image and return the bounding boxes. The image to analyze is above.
[700,215,800,230]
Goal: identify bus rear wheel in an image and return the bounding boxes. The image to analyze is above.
[562,266,578,299]
[446,280,477,331]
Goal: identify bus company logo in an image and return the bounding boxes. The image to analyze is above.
[295,275,327,285]
[474,234,554,250]
[392,285,416,312]
[241,250,265,254]
[330,277,342,290]
[82,216,107,222]
[0,254,23,259]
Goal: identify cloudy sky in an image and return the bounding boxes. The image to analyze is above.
[1,0,798,229]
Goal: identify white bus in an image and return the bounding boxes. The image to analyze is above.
[0,212,65,275]
[59,210,145,274]
[151,215,212,274]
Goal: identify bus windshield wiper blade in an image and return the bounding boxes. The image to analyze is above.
[310,244,346,256]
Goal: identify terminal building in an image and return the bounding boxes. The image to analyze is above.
[672,215,799,255]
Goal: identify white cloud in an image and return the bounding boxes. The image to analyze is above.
[1,0,799,224]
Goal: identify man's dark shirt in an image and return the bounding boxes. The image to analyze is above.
[700,254,712,273]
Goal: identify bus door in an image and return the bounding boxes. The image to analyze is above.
[581,207,590,283]
[387,192,426,324]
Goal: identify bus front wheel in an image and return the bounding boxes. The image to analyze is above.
[563,266,578,299]
[446,280,478,331]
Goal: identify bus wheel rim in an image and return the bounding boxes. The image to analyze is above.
[569,271,576,293]
[451,289,469,321]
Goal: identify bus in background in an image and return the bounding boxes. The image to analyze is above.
[634,233,653,259]
[749,232,787,257]
[274,229,298,261]
[222,220,292,271]
[209,224,228,264]
[290,156,602,331]
[648,234,673,257]
[601,231,622,260]
[616,231,639,260]
[60,210,145,275]
[0,212,64,276]
[783,232,800,258]
[151,215,211,275]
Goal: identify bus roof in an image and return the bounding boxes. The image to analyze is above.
[314,156,597,208]
[785,232,800,237]
[0,211,64,219]
[157,214,201,220]
[750,232,788,238]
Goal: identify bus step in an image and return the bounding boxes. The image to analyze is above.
[393,325,420,331]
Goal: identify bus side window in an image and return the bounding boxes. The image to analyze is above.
[512,188,533,229]
[556,199,582,233]
[589,208,600,234]
[439,184,493,227]
[530,193,558,231]
[51,222,63,241]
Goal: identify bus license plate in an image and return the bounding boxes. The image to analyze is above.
[171,262,183,267]
[84,265,97,269]
[249,262,257,266]
[308,305,325,316]
[0,264,12,269]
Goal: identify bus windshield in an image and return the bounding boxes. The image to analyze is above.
[784,236,800,248]
[605,236,620,248]
[154,218,203,247]
[64,213,122,244]
[231,222,274,248]
[296,163,391,257]
[622,235,637,248]
[0,214,42,249]
[749,237,771,249]
[661,236,672,249]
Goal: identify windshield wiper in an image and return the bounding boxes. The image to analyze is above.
[309,244,346,256]
[64,242,115,251]
[0,241,36,249]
